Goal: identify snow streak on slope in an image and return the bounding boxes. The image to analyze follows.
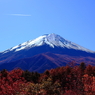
[2,33,95,53]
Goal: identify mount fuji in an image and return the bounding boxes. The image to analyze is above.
[0,33,95,72]
[2,33,94,53]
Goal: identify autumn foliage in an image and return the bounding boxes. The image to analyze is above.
[0,63,95,95]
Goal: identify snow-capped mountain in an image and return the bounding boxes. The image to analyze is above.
[0,33,95,72]
[0,33,95,63]
[2,33,94,54]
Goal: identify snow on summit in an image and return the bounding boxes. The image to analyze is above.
[2,33,95,53]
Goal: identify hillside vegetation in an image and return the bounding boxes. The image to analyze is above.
[0,63,95,95]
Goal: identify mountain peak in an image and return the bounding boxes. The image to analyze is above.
[45,33,58,37]
[43,33,60,40]
[2,33,95,53]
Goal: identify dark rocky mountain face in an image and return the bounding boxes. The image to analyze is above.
[0,33,95,72]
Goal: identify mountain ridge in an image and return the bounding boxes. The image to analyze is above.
[0,33,95,72]
[1,33,95,54]
[0,52,95,73]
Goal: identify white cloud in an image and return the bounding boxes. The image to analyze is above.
[8,14,31,16]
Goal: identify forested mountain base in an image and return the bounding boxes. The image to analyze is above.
[0,63,95,95]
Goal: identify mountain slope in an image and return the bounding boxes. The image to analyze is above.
[0,52,95,73]
[0,33,95,72]
[0,33,95,64]
[1,33,94,53]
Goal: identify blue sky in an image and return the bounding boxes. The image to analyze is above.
[0,0,95,52]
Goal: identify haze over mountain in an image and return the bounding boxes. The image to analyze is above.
[0,33,95,72]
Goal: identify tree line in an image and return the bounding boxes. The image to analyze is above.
[0,62,95,95]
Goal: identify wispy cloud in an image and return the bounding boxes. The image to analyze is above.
[8,14,31,16]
